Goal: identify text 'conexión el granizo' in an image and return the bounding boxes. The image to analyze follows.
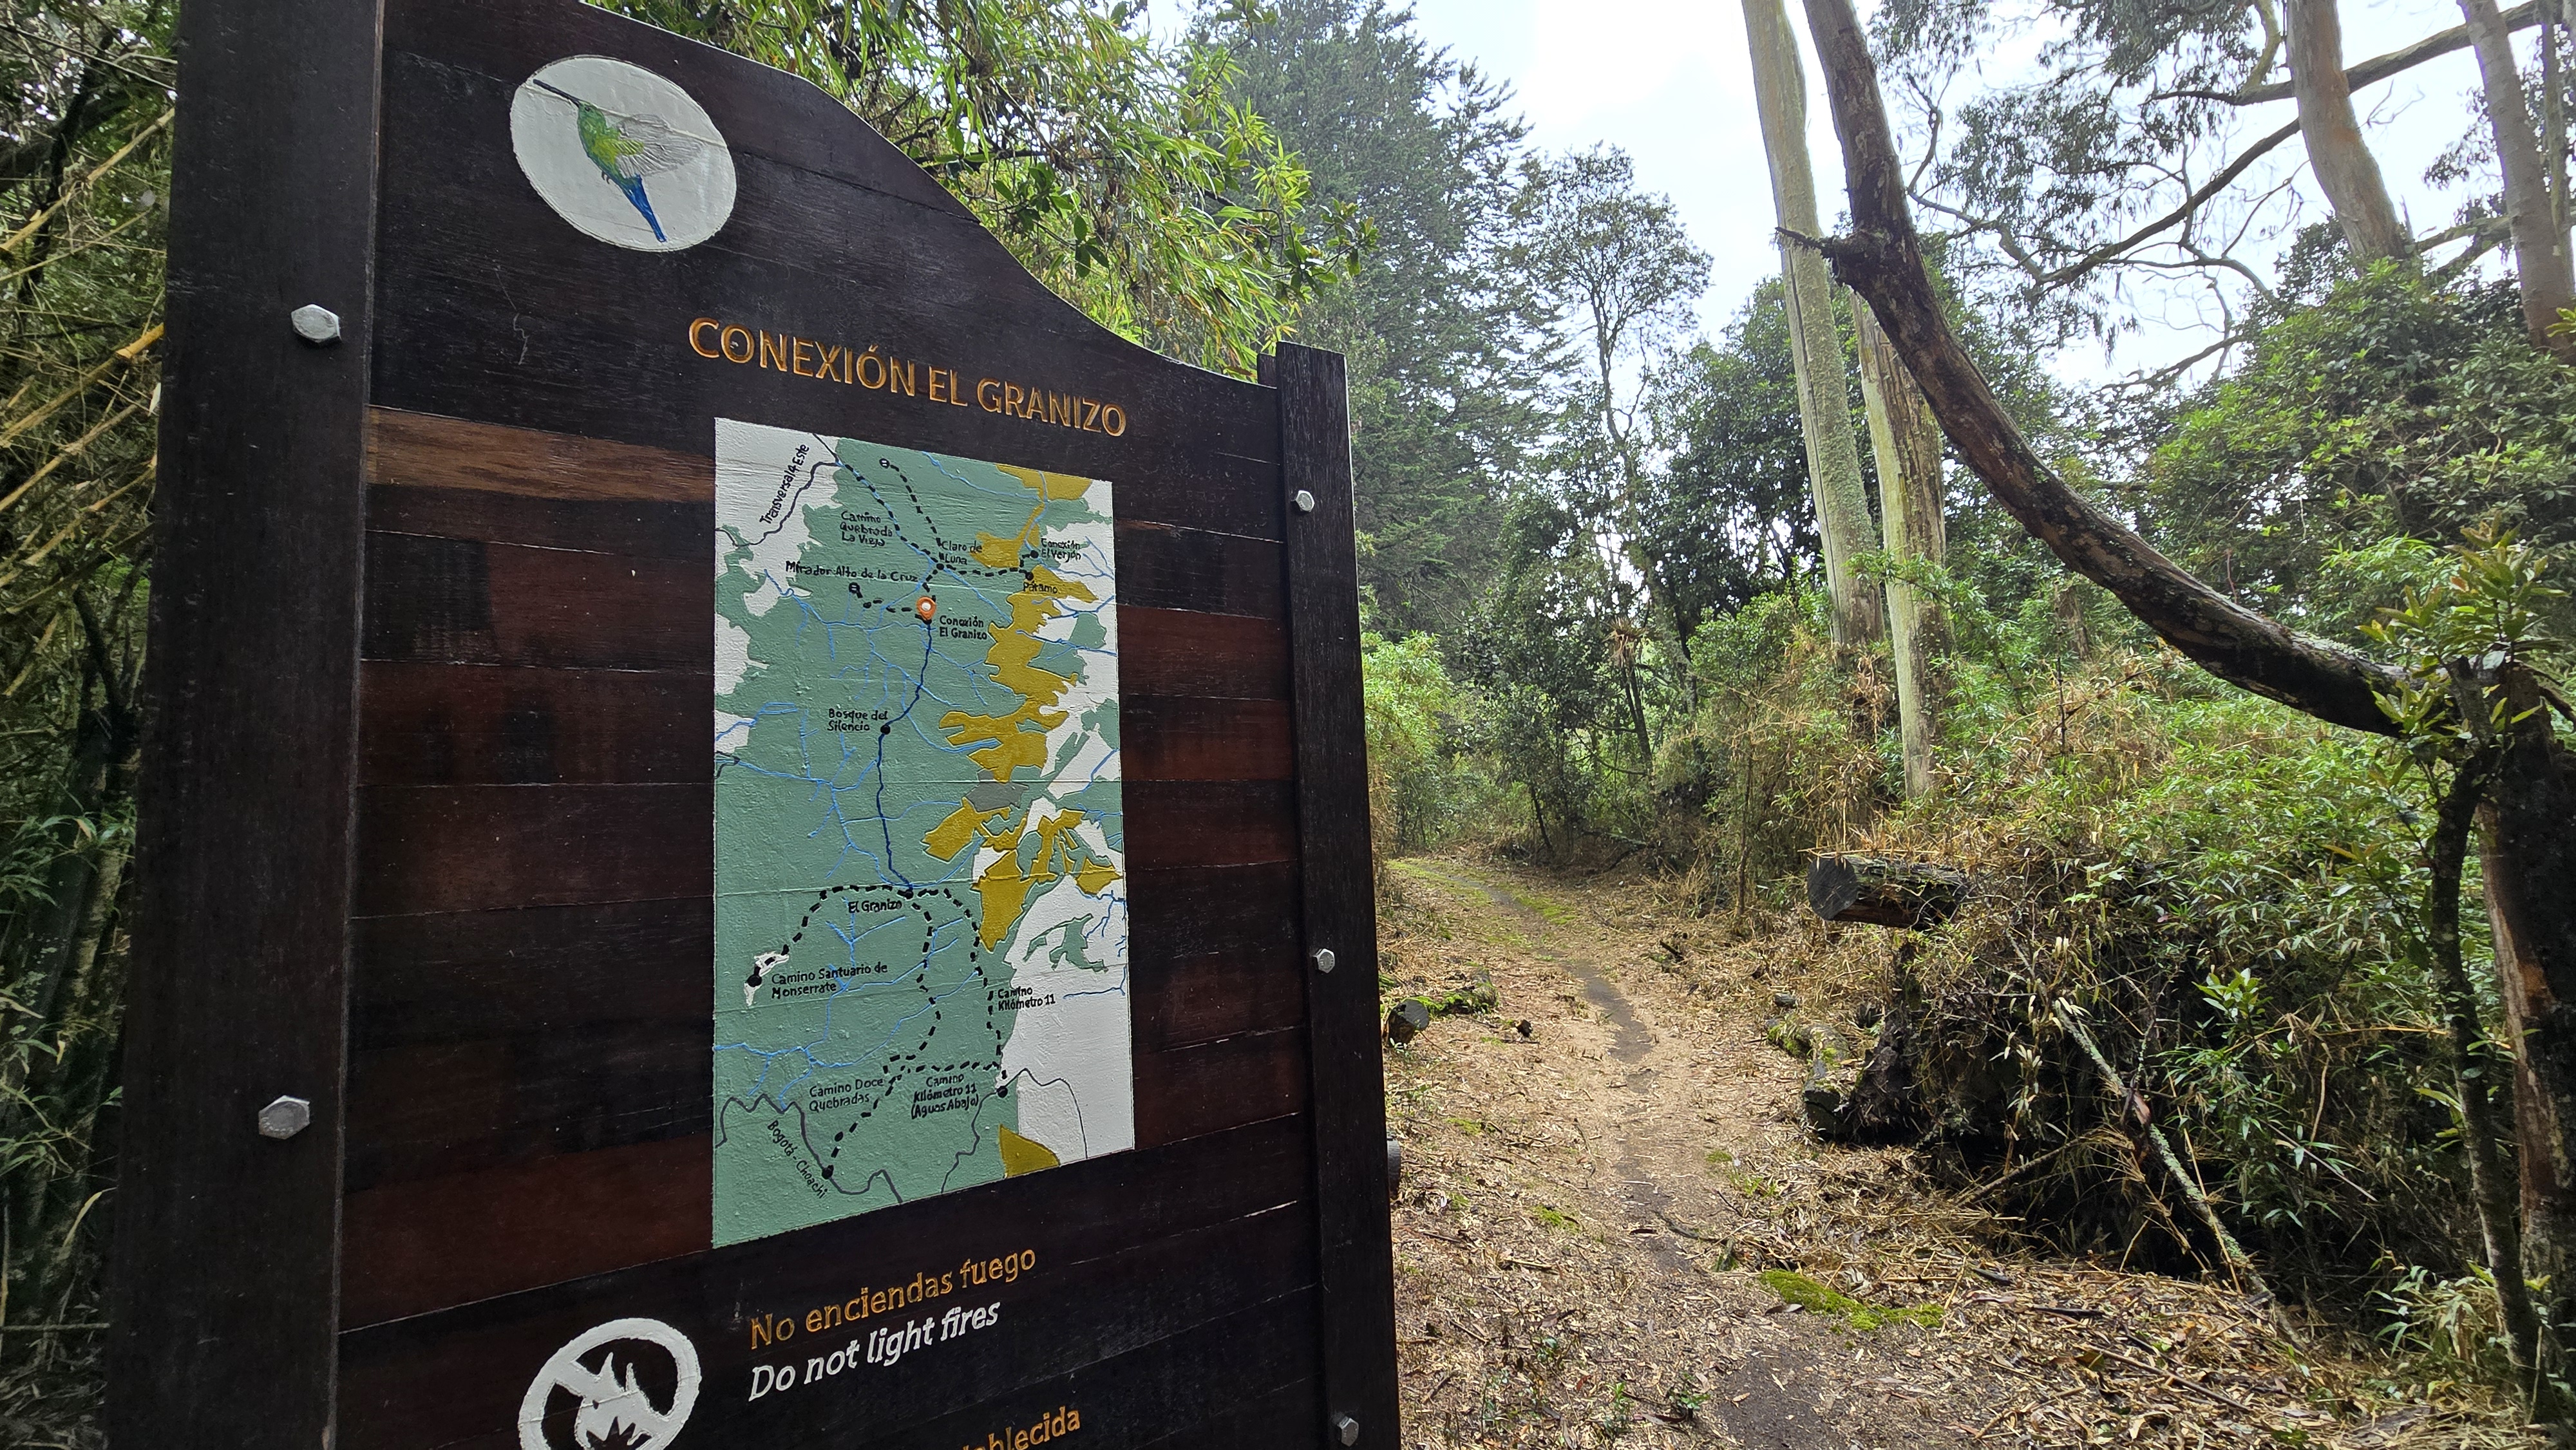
[688,318,1130,435]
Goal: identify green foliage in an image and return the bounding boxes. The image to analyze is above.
[0,5,171,1433]
[2376,1263,2518,1382]
[2148,268,2576,637]
[1643,281,1830,641]
[596,0,1368,374]
[1363,631,1511,858]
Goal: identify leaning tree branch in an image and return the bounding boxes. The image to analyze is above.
[2237,1,2537,104]
[2039,118,2300,286]
[1797,0,2407,736]
[2152,3,2539,105]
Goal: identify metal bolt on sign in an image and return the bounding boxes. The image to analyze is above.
[256,1095,312,1140]
[1331,1413,1361,1445]
[289,303,340,344]
[1311,947,1336,974]
[1292,489,1316,513]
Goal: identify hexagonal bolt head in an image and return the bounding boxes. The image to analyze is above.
[256,1095,312,1140]
[1291,489,1316,514]
[289,303,341,345]
[1332,1413,1361,1446]
[1311,946,1336,974]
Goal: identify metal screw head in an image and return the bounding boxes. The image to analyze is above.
[1292,489,1316,514]
[1332,1412,1361,1445]
[257,1095,312,1140]
[289,303,341,345]
[1311,947,1336,974]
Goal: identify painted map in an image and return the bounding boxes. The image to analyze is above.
[712,418,1131,1247]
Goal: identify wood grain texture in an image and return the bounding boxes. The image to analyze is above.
[359,661,709,785]
[1273,343,1400,1444]
[354,782,708,916]
[341,1134,710,1328]
[338,1107,1312,1345]
[108,0,384,1442]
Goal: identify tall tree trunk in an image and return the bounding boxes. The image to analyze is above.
[2286,0,2414,263]
[1795,8,2576,1426]
[1741,0,1884,646]
[2429,751,2552,1409]
[1852,303,1947,797]
[2454,657,2576,1402]
[2462,0,2576,355]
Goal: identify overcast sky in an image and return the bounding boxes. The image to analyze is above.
[1154,0,2522,383]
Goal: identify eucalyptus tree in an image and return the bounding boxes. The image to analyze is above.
[1873,0,2559,369]
[1743,0,1884,646]
[1509,144,1709,757]
[1800,0,2576,1409]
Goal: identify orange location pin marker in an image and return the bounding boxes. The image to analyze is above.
[914,595,937,623]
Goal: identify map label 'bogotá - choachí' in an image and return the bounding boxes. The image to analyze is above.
[714,420,1131,1246]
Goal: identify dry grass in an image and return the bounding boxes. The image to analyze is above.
[1375,853,2533,1449]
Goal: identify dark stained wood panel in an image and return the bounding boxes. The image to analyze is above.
[342,1134,710,1330]
[108,0,384,1440]
[1115,521,1286,619]
[340,1108,1312,1332]
[359,661,709,785]
[345,1024,709,1189]
[1122,697,1293,782]
[1135,1027,1306,1149]
[1122,780,1299,871]
[1274,342,1400,1441]
[354,782,709,916]
[1135,950,1306,1055]
[370,405,705,501]
[361,533,708,671]
[1126,862,1298,960]
[1121,606,1291,698]
[350,897,712,1048]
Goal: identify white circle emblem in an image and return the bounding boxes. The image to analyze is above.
[511,55,736,252]
[518,1316,703,1450]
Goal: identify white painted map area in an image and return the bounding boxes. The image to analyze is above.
[711,417,1132,1247]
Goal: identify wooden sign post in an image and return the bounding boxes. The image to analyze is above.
[110,2,1395,1445]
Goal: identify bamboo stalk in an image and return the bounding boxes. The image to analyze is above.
[2051,1001,2282,1317]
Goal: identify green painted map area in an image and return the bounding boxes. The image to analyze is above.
[712,419,1130,1247]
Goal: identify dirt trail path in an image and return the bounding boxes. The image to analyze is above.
[1376,856,2486,1450]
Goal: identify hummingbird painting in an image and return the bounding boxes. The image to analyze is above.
[529,78,703,243]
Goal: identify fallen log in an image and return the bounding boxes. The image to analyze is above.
[1806,854,1968,928]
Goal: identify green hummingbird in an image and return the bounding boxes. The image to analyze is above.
[530,77,703,242]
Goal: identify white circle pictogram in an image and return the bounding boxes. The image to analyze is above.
[511,55,737,252]
[518,1316,702,1450]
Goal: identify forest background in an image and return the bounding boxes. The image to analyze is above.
[3,0,2575,1440]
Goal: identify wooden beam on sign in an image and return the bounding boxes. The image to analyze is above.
[1269,342,1399,1445]
[109,0,384,1441]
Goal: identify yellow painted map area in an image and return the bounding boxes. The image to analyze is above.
[932,466,1122,956]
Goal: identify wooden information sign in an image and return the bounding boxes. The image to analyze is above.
[109,2,1394,1445]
